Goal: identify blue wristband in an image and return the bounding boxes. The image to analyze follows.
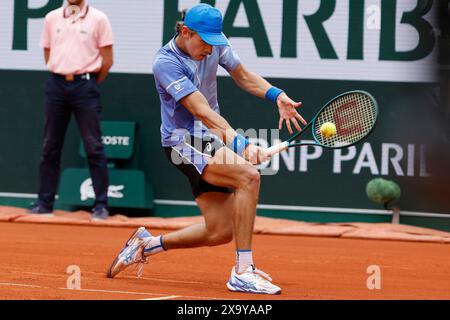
[265,86,284,103]
[230,134,250,156]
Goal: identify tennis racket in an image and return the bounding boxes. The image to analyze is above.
[266,90,379,156]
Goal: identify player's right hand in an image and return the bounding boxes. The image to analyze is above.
[243,144,270,165]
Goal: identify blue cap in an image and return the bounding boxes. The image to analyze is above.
[184,4,229,46]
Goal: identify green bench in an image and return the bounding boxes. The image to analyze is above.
[58,121,154,209]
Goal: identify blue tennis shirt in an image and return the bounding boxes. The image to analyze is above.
[153,37,241,147]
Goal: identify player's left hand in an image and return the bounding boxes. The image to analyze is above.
[277,93,307,134]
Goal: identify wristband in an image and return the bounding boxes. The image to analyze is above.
[265,86,284,103]
[229,134,250,156]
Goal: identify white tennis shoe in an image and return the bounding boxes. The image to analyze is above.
[107,227,152,279]
[226,265,281,295]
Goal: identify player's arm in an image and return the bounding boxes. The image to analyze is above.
[180,91,236,145]
[96,45,114,84]
[229,63,271,98]
[44,48,50,64]
[155,57,267,164]
[41,14,51,65]
[229,63,307,134]
[180,91,268,164]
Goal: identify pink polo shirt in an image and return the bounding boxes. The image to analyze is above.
[40,4,114,75]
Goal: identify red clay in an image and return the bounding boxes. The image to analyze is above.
[0,222,449,300]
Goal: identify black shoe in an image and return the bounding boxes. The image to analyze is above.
[91,207,109,220]
[27,203,54,216]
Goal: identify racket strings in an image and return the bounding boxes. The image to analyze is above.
[314,93,377,148]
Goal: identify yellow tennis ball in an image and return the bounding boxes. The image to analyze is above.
[320,122,337,138]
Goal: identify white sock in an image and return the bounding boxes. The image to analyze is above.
[143,235,166,257]
[236,250,253,274]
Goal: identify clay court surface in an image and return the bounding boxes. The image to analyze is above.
[1,221,449,300]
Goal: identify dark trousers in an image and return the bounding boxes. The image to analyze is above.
[37,74,109,210]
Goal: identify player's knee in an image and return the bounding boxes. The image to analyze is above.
[238,167,260,189]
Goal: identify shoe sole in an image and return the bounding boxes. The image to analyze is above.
[226,282,281,295]
[106,227,146,278]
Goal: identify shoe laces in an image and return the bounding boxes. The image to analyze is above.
[134,257,148,278]
[251,265,273,282]
[133,238,151,278]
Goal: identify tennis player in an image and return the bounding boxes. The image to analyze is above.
[107,4,305,295]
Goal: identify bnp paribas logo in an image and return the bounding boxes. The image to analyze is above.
[80,178,125,201]
[160,1,435,62]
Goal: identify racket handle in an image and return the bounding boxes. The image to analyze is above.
[266,141,290,157]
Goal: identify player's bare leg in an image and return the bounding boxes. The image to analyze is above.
[107,147,280,293]
[161,192,235,249]
[151,146,258,250]
[200,147,281,294]
[201,146,260,251]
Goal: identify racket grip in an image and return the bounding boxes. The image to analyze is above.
[266,141,289,156]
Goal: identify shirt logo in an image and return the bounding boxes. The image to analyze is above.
[174,83,182,92]
[166,77,188,94]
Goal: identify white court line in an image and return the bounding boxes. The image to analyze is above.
[124,275,207,285]
[0,282,49,289]
[1,192,449,218]
[140,295,180,300]
[0,193,58,200]
[2,269,208,286]
[0,193,38,199]
[59,287,236,300]
[59,287,173,297]
[0,282,233,300]
[154,199,450,219]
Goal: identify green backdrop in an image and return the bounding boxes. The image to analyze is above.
[0,70,449,221]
